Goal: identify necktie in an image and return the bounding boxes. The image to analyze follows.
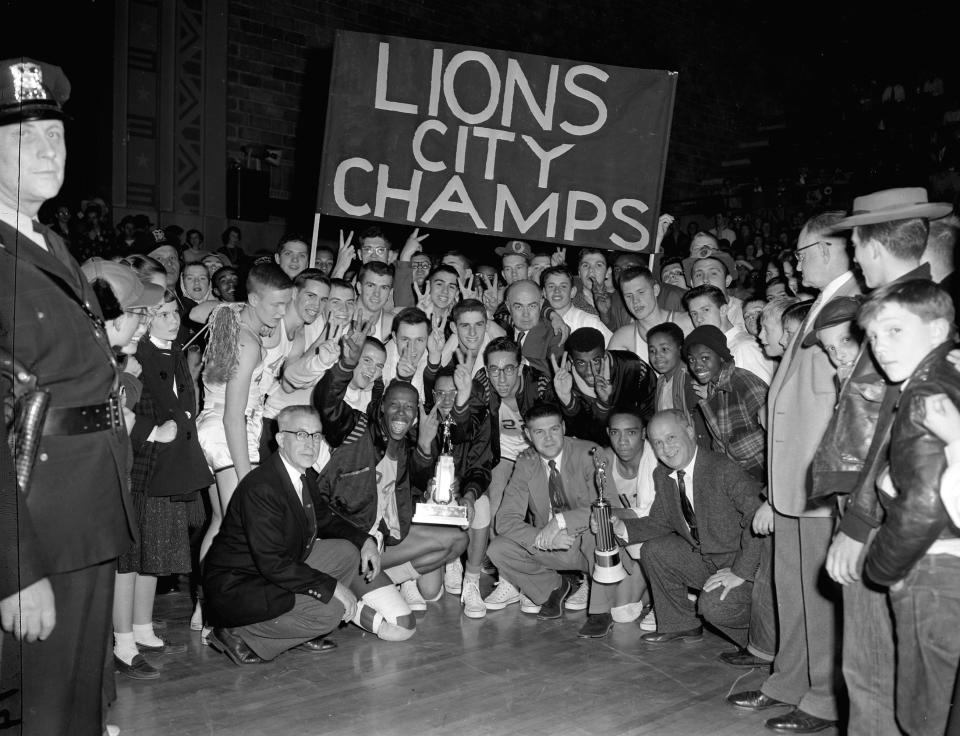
[517,331,526,351]
[300,473,318,551]
[547,459,568,513]
[676,470,699,543]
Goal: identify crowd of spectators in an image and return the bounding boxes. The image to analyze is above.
[33,185,959,736]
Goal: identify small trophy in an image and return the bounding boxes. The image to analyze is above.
[590,448,627,584]
[413,413,470,528]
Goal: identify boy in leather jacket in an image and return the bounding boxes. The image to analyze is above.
[859,280,960,736]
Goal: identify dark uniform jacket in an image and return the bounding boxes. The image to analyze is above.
[0,221,132,583]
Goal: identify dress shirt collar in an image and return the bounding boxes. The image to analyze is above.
[542,450,563,475]
[278,451,306,502]
[0,207,47,250]
[668,448,698,484]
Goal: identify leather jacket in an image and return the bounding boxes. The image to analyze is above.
[865,342,960,586]
[811,352,884,503]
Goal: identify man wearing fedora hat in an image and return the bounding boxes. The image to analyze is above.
[812,188,952,735]
[0,58,135,735]
[728,211,860,734]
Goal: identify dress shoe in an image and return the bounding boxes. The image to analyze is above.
[765,708,837,733]
[114,653,160,680]
[577,612,614,638]
[296,636,338,653]
[136,637,187,655]
[640,625,703,644]
[208,627,265,665]
[726,690,791,711]
[537,576,572,620]
[718,648,773,668]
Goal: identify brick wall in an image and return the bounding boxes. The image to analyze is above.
[225,0,768,225]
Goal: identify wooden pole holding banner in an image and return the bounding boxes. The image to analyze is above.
[310,212,321,269]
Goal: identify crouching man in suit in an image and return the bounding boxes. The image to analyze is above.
[488,401,637,628]
[613,409,764,645]
[203,405,379,664]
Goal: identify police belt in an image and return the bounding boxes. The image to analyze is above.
[42,394,123,436]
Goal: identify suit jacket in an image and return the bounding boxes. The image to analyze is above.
[495,437,600,548]
[130,338,212,496]
[767,273,861,517]
[0,220,132,581]
[512,320,563,378]
[621,449,764,581]
[203,452,372,628]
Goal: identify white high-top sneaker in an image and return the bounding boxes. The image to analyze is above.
[400,580,427,612]
[483,578,521,610]
[444,558,463,595]
[461,581,487,619]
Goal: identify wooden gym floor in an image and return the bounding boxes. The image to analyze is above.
[112,577,836,736]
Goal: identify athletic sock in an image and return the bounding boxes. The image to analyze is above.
[133,623,163,647]
[114,631,138,665]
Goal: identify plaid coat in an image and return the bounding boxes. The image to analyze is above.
[696,363,767,481]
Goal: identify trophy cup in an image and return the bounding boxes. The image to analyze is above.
[590,448,627,584]
[412,413,470,528]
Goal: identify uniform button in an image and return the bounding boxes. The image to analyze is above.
[39,453,48,462]
[36,311,44,319]
[185,411,192,419]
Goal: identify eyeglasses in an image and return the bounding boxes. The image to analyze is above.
[794,240,827,262]
[411,262,432,270]
[433,389,457,400]
[486,364,518,380]
[125,308,157,324]
[279,430,323,442]
[361,245,388,256]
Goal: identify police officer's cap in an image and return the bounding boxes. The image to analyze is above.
[0,57,70,126]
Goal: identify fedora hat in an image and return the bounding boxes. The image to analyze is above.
[831,187,953,230]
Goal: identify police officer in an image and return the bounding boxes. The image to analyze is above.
[0,57,133,735]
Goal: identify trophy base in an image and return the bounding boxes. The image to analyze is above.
[412,502,470,528]
[593,548,627,584]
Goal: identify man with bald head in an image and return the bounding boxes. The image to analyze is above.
[504,279,563,377]
[612,410,764,647]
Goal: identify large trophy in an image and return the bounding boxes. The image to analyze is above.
[412,413,470,528]
[590,448,627,584]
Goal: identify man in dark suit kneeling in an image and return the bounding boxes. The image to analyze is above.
[203,405,379,664]
[613,409,763,645]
